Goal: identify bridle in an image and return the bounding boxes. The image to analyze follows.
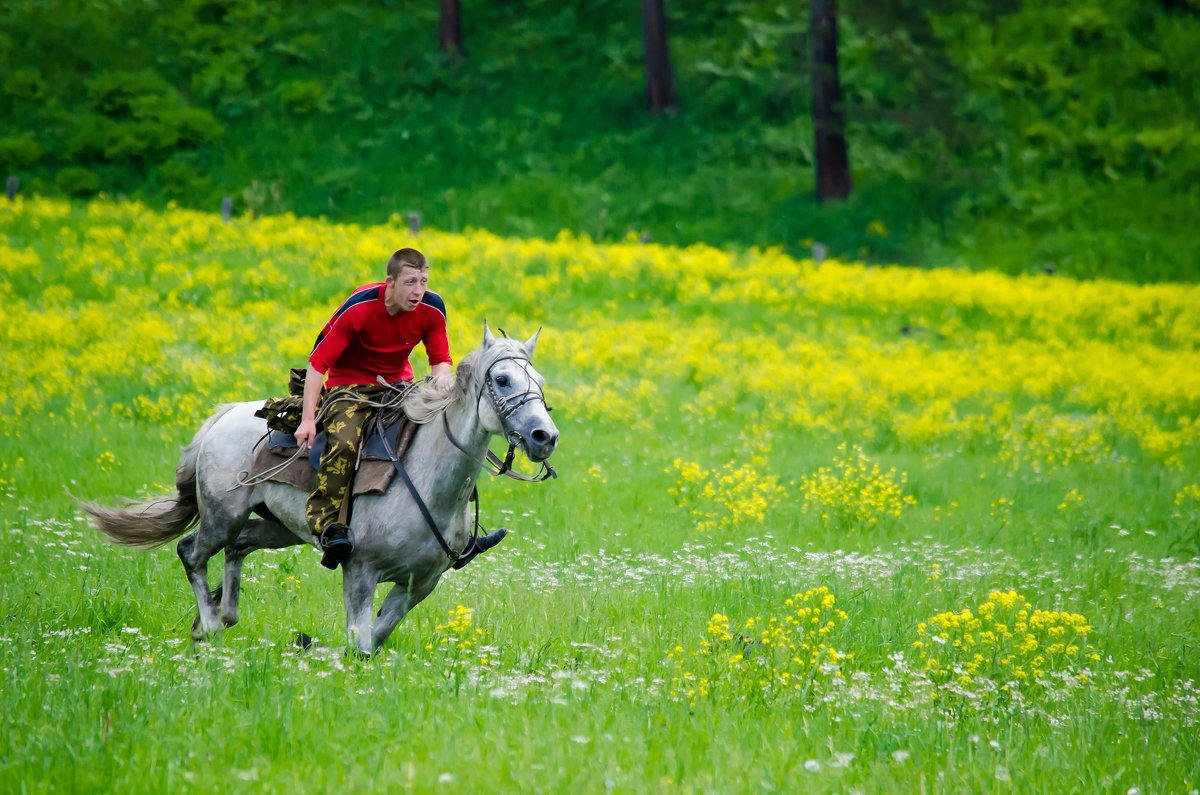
[443,354,557,483]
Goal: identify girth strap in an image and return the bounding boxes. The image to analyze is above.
[389,454,466,561]
[378,414,477,562]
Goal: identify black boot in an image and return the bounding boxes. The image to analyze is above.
[452,527,508,570]
[319,523,353,570]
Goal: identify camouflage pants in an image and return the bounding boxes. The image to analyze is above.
[305,383,387,537]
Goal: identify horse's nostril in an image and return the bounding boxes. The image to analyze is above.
[531,429,558,448]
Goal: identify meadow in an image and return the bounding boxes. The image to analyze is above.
[2,196,1199,792]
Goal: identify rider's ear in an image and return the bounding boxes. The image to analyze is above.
[482,321,496,349]
[522,327,541,359]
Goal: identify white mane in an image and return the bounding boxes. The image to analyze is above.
[403,338,529,424]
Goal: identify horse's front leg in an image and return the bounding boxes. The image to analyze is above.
[342,559,380,655]
[372,578,438,651]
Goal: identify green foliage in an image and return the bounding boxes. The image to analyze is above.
[54,166,101,197]
[0,134,41,170]
[0,0,1196,280]
[275,79,328,115]
[153,154,213,200]
[3,67,45,100]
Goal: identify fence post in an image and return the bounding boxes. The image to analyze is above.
[6,176,17,201]
[221,196,233,222]
[407,212,422,236]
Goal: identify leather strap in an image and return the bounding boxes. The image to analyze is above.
[441,412,557,482]
[378,413,476,562]
[390,454,463,560]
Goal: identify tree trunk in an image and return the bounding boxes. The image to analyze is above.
[439,0,464,60]
[810,0,851,201]
[641,0,679,113]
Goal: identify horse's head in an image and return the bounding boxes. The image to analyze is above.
[470,323,559,462]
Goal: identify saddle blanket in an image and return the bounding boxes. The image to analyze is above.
[247,413,414,495]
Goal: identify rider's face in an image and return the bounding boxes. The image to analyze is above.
[385,267,429,313]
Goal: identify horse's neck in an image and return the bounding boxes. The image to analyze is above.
[404,394,489,508]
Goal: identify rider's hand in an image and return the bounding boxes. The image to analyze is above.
[294,418,317,450]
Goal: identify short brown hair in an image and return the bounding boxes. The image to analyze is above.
[386,248,428,278]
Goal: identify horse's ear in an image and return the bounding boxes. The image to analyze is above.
[482,321,496,349]
[522,327,541,359]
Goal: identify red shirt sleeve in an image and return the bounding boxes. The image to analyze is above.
[308,311,357,374]
[423,312,452,368]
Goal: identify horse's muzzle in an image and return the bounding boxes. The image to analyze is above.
[521,425,558,462]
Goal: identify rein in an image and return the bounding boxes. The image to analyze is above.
[381,352,555,563]
[378,413,475,562]
[441,412,556,482]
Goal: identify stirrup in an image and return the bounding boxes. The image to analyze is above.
[452,527,508,570]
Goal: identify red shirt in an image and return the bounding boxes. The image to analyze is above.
[308,283,452,386]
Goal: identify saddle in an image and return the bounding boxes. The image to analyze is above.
[248,400,418,497]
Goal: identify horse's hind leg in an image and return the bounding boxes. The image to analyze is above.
[219,518,303,628]
[177,532,224,640]
[178,510,243,640]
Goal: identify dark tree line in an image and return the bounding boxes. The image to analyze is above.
[439,0,464,60]
[641,0,679,114]
[434,1,853,201]
[810,0,852,201]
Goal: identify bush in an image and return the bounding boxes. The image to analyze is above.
[275,79,328,115]
[154,156,212,199]
[54,167,101,197]
[0,135,41,170]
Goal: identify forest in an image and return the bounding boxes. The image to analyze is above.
[2,0,1197,281]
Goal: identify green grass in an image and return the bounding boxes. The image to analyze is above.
[1,199,1199,792]
[4,405,1199,792]
[3,460,1198,791]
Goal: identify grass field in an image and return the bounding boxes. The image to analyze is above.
[2,197,1199,792]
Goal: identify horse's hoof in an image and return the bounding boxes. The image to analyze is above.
[191,629,218,646]
[295,632,316,650]
[191,615,209,642]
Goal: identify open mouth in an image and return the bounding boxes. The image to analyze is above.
[511,431,556,463]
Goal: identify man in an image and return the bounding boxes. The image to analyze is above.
[294,248,503,569]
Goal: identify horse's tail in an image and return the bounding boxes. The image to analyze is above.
[78,404,238,549]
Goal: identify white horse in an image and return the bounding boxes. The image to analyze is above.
[81,325,558,654]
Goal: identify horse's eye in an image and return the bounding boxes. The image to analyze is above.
[495,375,509,387]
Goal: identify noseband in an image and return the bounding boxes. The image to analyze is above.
[443,354,556,482]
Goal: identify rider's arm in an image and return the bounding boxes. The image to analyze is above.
[294,364,324,449]
[421,303,452,376]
